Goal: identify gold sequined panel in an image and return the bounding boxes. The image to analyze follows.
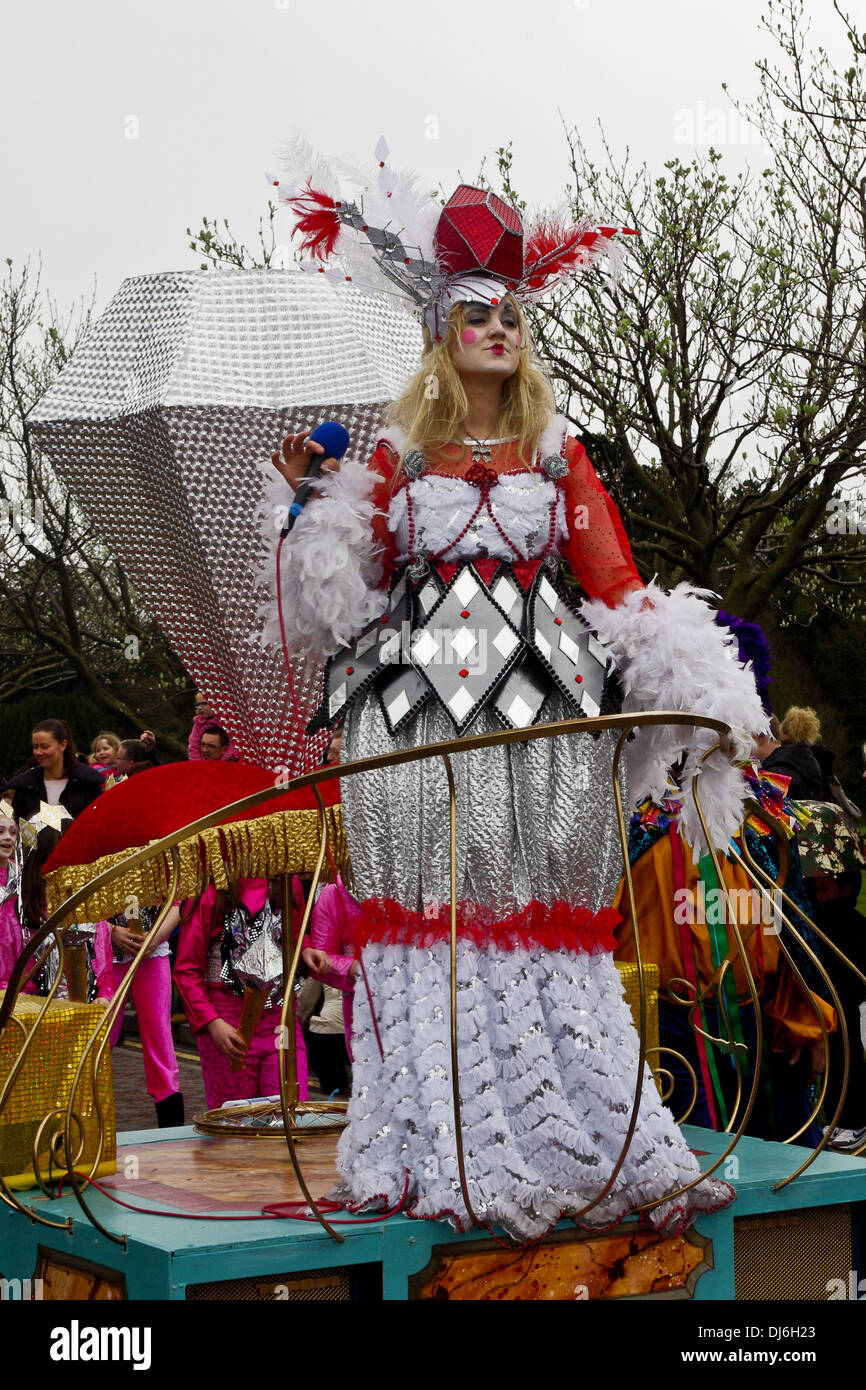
[0,992,116,1187]
[615,961,660,1054]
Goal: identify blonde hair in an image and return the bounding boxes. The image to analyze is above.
[90,731,121,758]
[386,298,556,470]
[780,706,821,745]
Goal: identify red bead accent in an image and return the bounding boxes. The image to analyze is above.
[465,462,498,491]
[404,444,565,572]
[555,617,562,626]
[461,610,470,619]
[459,669,469,679]
[362,225,369,232]
[346,667,354,676]
[576,674,583,683]
[381,615,389,623]
[491,297,499,305]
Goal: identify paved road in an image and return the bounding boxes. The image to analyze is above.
[111,1041,207,1131]
[111,1042,330,1132]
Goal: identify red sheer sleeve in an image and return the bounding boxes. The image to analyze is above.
[367,442,401,591]
[559,437,644,607]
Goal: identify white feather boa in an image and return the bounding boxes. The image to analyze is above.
[258,457,387,665]
[581,583,770,857]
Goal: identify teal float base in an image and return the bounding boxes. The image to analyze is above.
[1,1125,864,1300]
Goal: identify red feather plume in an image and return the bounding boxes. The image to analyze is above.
[285,182,343,263]
[521,219,638,292]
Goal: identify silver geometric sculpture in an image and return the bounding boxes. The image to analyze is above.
[28,268,422,772]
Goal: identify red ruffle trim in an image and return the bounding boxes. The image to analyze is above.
[346,897,620,955]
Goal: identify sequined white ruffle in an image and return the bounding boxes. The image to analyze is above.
[334,940,732,1242]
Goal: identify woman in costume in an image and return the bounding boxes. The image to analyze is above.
[109,904,185,1128]
[262,149,768,1240]
[303,875,362,1059]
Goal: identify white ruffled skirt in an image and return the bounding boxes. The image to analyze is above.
[334,938,731,1241]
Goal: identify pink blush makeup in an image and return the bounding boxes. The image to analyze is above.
[460,329,478,345]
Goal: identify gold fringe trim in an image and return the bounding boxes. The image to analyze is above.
[44,806,348,923]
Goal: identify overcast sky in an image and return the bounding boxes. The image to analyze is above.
[2,0,849,317]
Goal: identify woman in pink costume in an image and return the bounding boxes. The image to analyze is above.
[175,877,308,1109]
[0,808,25,992]
[109,905,184,1127]
[303,877,361,1059]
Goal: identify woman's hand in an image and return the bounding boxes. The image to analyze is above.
[111,924,145,956]
[302,945,333,975]
[206,1017,248,1064]
[271,431,340,493]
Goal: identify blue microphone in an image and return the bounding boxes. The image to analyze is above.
[282,421,351,536]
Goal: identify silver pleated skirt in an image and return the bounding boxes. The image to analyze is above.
[341,690,627,916]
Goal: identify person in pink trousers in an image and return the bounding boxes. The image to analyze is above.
[109,905,184,1127]
[175,876,308,1109]
[302,876,361,1060]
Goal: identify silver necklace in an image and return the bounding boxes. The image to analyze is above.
[465,433,498,463]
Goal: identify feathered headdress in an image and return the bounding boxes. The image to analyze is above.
[268,136,638,341]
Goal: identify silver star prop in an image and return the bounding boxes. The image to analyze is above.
[231,919,284,995]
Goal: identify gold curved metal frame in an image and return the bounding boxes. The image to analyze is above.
[4,709,854,1242]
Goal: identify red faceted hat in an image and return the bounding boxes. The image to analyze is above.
[434,186,524,283]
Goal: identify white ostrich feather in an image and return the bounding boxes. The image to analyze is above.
[256,457,388,665]
[581,583,769,857]
[276,131,340,200]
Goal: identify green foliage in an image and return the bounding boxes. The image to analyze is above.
[489,0,866,633]
[186,204,281,271]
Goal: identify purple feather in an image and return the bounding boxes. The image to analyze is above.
[715,610,774,714]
